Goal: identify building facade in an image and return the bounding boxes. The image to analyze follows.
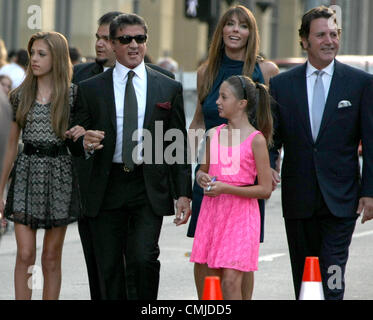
[1,0,372,71]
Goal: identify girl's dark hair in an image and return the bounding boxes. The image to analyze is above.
[225,75,273,146]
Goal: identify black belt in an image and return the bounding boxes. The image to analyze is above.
[23,143,68,158]
[111,163,143,174]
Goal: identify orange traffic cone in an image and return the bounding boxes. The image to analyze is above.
[299,257,324,300]
[202,276,223,300]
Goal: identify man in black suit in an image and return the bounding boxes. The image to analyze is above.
[70,13,192,300]
[269,6,373,300]
[71,11,175,300]
[72,12,121,300]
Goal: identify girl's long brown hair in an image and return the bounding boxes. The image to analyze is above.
[11,31,72,140]
[198,5,260,103]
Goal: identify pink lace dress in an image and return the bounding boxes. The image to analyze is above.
[190,124,261,272]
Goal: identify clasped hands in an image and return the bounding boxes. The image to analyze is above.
[65,125,86,142]
[82,130,105,152]
[196,171,224,197]
[65,127,105,152]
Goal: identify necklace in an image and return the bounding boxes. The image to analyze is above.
[37,90,50,103]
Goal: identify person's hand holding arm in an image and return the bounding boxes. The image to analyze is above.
[65,125,86,142]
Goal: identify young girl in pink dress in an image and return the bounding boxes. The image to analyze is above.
[190,75,273,300]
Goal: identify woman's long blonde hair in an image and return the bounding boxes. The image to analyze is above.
[11,31,72,140]
[198,5,260,103]
[0,39,8,68]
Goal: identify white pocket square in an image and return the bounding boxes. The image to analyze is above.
[338,100,352,108]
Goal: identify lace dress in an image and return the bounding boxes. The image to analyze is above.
[190,125,261,272]
[4,85,81,229]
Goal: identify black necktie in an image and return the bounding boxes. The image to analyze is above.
[122,70,138,172]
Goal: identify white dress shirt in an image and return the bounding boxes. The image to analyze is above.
[306,60,334,130]
[112,60,147,163]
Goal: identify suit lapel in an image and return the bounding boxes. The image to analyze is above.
[143,66,159,128]
[100,68,117,131]
[92,62,103,75]
[293,63,314,144]
[315,60,349,142]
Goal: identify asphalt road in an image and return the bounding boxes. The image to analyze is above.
[1,186,373,300]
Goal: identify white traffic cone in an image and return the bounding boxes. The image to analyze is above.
[299,257,324,300]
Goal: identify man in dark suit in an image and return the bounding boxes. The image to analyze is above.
[71,11,176,300]
[70,13,192,300]
[71,12,121,301]
[269,6,373,300]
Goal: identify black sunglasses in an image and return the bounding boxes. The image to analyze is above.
[113,34,147,45]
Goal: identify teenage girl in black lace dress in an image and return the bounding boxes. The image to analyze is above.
[0,32,85,300]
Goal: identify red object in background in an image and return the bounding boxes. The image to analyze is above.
[302,257,322,282]
[202,276,223,300]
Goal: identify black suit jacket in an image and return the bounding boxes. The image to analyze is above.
[72,62,103,84]
[70,66,192,217]
[269,60,373,219]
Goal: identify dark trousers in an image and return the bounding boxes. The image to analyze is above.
[284,186,357,300]
[78,164,163,300]
[78,217,103,300]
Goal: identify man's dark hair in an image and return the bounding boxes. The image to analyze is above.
[7,50,17,61]
[109,13,148,40]
[98,11,123,26]
[298,6,341,49]
[16,49,29,68]
[69,46,81,63]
